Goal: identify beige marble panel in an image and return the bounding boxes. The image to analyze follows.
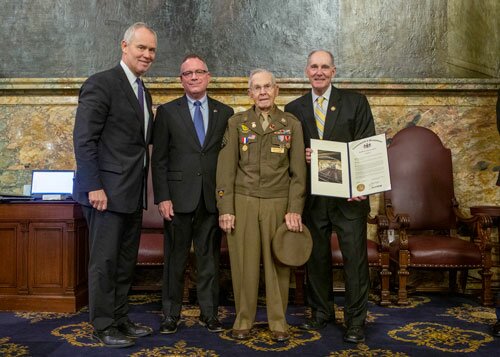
[1,77,499,290]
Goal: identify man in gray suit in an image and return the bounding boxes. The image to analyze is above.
[73,23,156,348]
[152,54,234,334]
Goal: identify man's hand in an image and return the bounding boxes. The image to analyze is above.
[305,147,313,164]
[158,200,175,221]
[219,214,235,233]
[285,212,303,232]
[88,189,108,211]
[348,195,367,202]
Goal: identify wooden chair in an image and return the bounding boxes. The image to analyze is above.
[384,126,493,305]
[294,215,392,306]
[330,215,392,306]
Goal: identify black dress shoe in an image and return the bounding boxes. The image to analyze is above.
[344,326,365,343]
[160,316,180,334]
[117,319,153,338]
[300,318,328,330]
[199,316,223,332]
[493,320,500,337]
[92,326,135,348]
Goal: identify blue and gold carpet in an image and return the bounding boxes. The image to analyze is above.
[0,293,499,356]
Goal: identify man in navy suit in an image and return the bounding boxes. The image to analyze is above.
[285,50,375,343]
[73,22,157,348]
[152,54,234,334]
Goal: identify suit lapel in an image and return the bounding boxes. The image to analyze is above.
[115,66,144,125]
[205,97,219,148]
[322,86,342,140]
[144,86,153,144]
[177,96,202,148]
[299,92,319,140]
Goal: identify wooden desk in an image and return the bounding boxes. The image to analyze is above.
[0,201,88,312]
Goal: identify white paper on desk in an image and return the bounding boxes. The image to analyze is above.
[310,134,391,198]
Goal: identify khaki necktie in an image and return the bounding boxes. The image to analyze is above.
[314,96,326,139]
[260,114,269,131]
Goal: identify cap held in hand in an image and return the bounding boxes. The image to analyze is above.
[272,222,313,267]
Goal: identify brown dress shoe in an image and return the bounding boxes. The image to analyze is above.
[271,330,290,342]
[231,329,250,340]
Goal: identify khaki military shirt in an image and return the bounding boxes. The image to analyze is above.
[216,106,306,215]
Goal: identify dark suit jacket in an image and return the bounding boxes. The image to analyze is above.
[152,95,234,213]
[73,65,153,213]
[284,85,376,219]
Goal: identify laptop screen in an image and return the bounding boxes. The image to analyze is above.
[30,170,75,196]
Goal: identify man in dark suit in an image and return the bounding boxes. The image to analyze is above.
[152,54,234,334]
[73,22,157,348]
[285,50,375,343]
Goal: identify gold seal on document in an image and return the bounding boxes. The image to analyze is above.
[356,184,365,192]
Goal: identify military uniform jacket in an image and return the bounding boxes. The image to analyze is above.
[216,106,306,216]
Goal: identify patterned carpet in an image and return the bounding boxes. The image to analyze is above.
[0,292,499,356]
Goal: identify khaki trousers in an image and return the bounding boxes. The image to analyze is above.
[227,194,290,332]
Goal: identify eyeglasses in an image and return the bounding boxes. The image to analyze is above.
[250,83,274,93]
[181,70,209,78]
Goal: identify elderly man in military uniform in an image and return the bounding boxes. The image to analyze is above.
[216,69,306,342]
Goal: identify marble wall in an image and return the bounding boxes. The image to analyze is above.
[1,77,498,209]
[1,77,499,291]
[2,0,498,78]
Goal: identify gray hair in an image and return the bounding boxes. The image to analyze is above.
[306,50,335,67]
[122,22,157,44]
[248,68,276,88]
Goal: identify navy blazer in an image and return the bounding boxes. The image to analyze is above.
[284,85,376,219]
[151,95,234,214]
[73,65,154,213]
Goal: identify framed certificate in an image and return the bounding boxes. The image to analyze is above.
[310,134,391,198]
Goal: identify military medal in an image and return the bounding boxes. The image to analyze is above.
[241,136,249,152]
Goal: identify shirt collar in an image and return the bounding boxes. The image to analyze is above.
[312,85,332,103]
[254,105,278,120]
[186,94,208,107]
[120,60,139,87]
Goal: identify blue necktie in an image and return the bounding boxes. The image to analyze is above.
[193,101,205,145]
[136,78,144,114]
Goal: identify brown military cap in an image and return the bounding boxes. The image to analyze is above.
[272,222,313,267]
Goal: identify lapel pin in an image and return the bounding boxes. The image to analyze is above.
[213,109,218,113]
[251,122,257,128]
[330,106,336,111]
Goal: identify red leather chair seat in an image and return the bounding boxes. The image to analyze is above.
[331,233,380,267]
[390,235,482,268]
[137,233,164,265]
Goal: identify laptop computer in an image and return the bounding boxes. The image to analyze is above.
[30,170,75,199]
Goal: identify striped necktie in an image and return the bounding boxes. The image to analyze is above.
[314,96,326,139]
